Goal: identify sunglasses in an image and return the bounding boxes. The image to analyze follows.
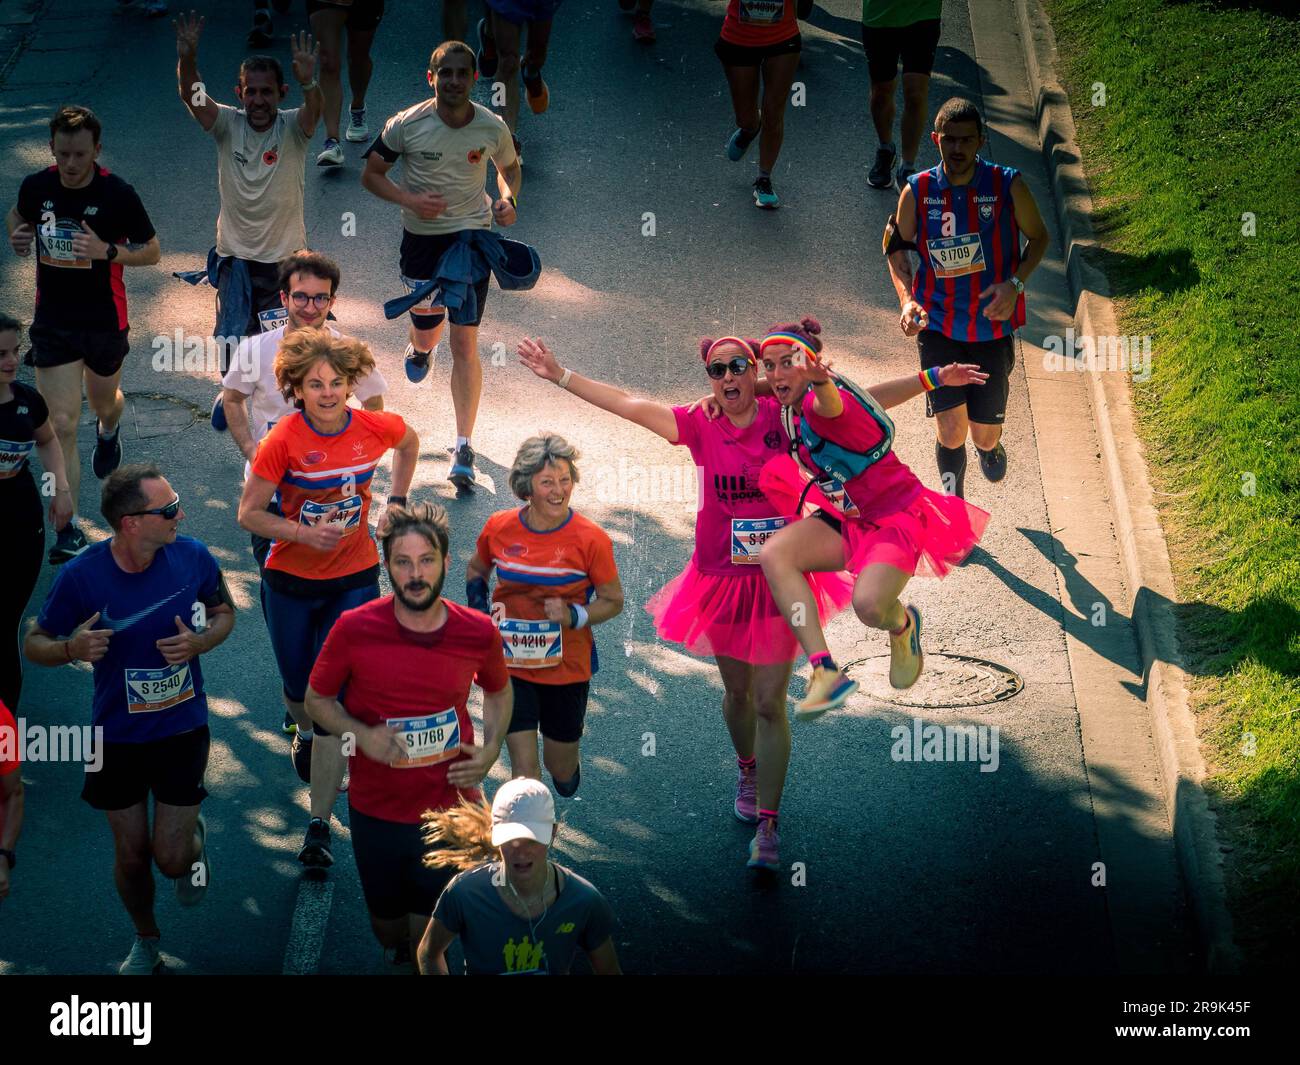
[288,291,332,309]
[126,494,181,520]
[705,357,753,380]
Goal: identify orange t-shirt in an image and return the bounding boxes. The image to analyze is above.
[252,408,408,581]
[475,508,619,685]
[721,0,798,47]
[0,700,19,842]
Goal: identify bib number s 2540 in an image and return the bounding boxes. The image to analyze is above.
[125,664,196,714]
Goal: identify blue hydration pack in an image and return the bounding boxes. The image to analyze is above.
[783,372,895,491]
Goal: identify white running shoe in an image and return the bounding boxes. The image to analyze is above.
[316,138,344,167]
[175,813,209,907]
[119,935,163,975]
[344,112,370,142]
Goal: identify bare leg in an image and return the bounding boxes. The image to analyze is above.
[151,800,203,880]
[309,732,345,821]
[492,15,523,133]
[447,324,482,439]
[759,518,846,660]
[756,49,800,173]
[36,361,85,507]
[105,803,159,937]
[346,27,377,115]
[851,563,912,634]
[714,655,757,761]
[870,76,897,143]
[721,62,761,135]
[751,660,795,811]
[506,730,541,779]
[899,72,930,162]
[309,7,348,142]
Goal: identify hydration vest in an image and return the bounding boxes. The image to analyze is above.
[782,373,895,497]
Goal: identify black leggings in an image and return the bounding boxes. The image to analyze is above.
[2,505,45,710]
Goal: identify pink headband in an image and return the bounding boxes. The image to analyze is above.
[702,336,757,364]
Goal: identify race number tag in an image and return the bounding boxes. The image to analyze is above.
[0,438,34,479]
[927,233,986,278]
[125,664,195,714]
[257,307,289,332]
[299,495,363,535]
[499,618,563,669]
[738,0,784,24]
[386,708,461,768]
[37,226,92,269]
[815,476,860,517]
[730,516,787,565]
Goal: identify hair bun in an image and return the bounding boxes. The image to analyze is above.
[800,316,822,336]
[698,338,714,360]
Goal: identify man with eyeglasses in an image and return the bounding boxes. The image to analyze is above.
[24,463,235,974]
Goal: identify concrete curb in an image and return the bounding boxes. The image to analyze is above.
[1010,0,1240,972]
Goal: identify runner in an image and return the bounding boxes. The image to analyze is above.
[237,329,418,868]
[418,777,622,974]
[247,0,292,48]
[0,313,73,710]
[23,464,234,973]
[616,0,656,43]
[0,698,22,902]
[517,335,854,870]
[6,105,161,565]
[885,97,1050,497]
[305,503,511,965]
[362,40,521,490]
[754,318,989,719]
[307,0,386,167]
[863,0,943,190]
[715,0,803,209]
[174,11,321,398]
[476,0,564,163]
[467,433,622,797]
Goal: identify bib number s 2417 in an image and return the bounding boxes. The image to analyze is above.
[499,618,563,669]
[730,516,787,565]
[125,664,196,714]
[386,708,461,767]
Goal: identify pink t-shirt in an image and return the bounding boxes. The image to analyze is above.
[796,386,923,522]
[673,398,791,576]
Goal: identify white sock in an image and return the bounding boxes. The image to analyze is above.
[456,436,470,449]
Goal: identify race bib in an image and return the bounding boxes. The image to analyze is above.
[730,516,787,565]
[738,0,784,24]
[815,476,860,517]
[125,664,195,714]
[386,708,461,768]
[257,307,289,332]
[499,618,563,669]
[37,225,92,269]
[927,233,986,278]
[0,438,34,479]
[299,495,363,535]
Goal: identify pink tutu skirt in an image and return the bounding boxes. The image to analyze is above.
[646,562,853,665]
[760,455,989,579]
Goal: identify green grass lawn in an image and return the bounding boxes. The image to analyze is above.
[1042,0,1300,969]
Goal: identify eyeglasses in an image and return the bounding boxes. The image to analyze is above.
[288,291,333,309]
[705,357,753,380]
[126,494,181,520]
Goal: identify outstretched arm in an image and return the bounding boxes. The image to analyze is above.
[175,11,219,132]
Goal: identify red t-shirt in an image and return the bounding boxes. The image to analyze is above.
[722,0,799,47]
[308,597,509,824]
[251,408,408,581]
[0,700,19,842]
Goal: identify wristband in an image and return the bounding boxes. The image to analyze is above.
[300,80,319,92]
[919,367,942,391]
[387,495,407,507]
[557,368,573,390]
[568,604,589,630]
[507,194,518,209]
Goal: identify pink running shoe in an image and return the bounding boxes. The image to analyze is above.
[734,761,758,823]
[632,14,656,42]
[747,819,780,871]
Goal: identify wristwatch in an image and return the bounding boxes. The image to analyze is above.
[1009,275,1025,295]
[0,848,15,870]
[105,243,118,262]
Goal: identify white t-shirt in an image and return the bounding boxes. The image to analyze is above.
[374,99,516,236]
[210,104,310,262]
[222,324,388,479]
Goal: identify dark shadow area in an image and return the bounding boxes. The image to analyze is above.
[1079,244,1201,298]
[1161,0,1297,16]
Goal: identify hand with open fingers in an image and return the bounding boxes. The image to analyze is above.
[686,393,722,421]
[376,504,397,539]
[405,190,447,220]
[174,10,204,59]
[71,222,109,261]
[447,740,498,789]
[900,299,929,336]
[291,31,319,85]
[358,724,409,767]
[9,222,34,257]
[517,337,562,383]
[938,363,990,388]
[69,611,112,664]
[805,354,835,385]
[491,198,517,227]
[979,281,1018,322]
[156,615,205,665]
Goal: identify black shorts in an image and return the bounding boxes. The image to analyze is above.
[860,18,942,83]
[26,323,130,378]
[811,508,843,535]
[399,231,490,327]
[713,33,801,68]
[508,676,589,743]
[81,725,210,811]
[217,258,285,344]
[307,0,386,33]
[917,330,1015,423]
[348,804,456,920]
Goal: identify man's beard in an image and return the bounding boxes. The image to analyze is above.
[391,566,445,611]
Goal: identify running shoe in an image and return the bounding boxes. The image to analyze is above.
[316,138,344,167]
[404,342,432,383]
[92,422,122,479]
[888,604,924,690]
[795,666,858,720]
[210,393,227,431]
[752,175,779,210]
[734,762,758,824]
[746,819,781,871]
[282,710,298,736]
[175,813,209,908]
[725,124,760,162]
[522,67,549,114]
[345,110,370,142]
[119,935,163,975]
[290,731,313,784]
[868,144,897,189]
[298,818,334,868]
[978,441,1008,482]
[477,18,499,79]
[48,524,88,566]
[449,443,476,491]
[632,14,656,42]
[895,162,918,190]
[247,10,273,48]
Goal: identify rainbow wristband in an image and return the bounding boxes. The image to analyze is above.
[919,367,942,391]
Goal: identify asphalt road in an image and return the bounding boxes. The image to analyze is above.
[0,0,1192,974]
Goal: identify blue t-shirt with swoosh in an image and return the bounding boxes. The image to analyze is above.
[38,536,222,743]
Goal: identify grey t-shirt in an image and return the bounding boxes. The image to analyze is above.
[434,862,614,975]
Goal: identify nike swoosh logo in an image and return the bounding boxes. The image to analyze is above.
[99,588,189,633]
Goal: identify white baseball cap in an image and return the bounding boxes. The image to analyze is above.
[491,777,556,846]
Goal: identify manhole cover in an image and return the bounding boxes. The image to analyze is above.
[843,653,1023,708]
[81,393,203,440]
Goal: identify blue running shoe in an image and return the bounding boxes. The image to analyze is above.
[752,175,779,209]
[726,124,760,162]
[210,393,227,431]
[449,443,476,491]
[404,342,432,383]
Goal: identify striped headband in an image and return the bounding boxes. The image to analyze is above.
[702,336,756,364]
[760,331,820,364]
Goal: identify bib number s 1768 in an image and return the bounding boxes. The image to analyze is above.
[730,516,787,565]
[499,618,563,669]
[386,708,461,767]
[125,664,196,714]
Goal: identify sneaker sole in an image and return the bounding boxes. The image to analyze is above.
[344,130,370,142]
[298,846,334,868]
[890,607,924,689]
[794,679,859,720]
[449,470,475,490]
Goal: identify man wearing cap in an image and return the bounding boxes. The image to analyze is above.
[418,776,621,975]
[305,502,511,966]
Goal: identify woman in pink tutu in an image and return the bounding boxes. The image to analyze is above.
[756,317,991,719]
[517,334,853,871]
